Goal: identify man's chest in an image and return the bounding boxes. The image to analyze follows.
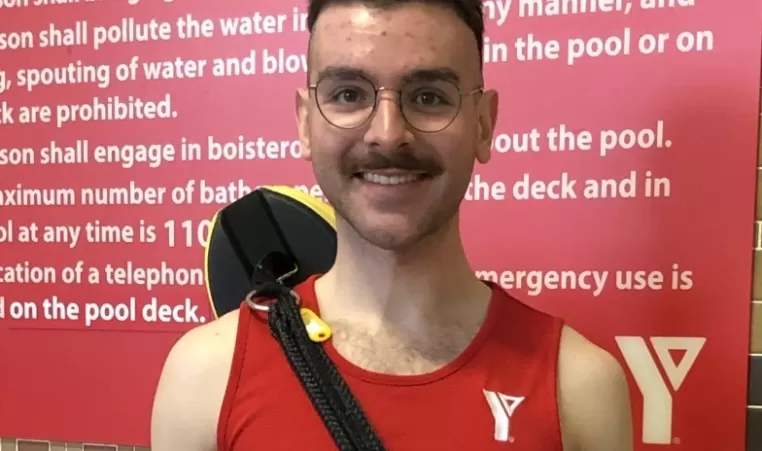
[328,321,478,375]
[227,367,563,450]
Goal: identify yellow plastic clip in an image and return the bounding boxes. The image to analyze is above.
[300,308,332,343]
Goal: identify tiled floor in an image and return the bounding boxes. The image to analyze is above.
[0,440,148,451]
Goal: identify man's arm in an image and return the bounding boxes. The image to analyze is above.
[151,312,238,451]
[558,325,634,451]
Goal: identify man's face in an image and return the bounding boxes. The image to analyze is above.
[296,2,498,251]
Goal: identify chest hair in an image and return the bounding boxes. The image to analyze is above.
[328,319,480,375]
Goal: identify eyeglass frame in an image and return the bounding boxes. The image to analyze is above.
[307,74,484,133]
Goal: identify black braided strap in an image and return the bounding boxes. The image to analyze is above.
[253,281,386,450]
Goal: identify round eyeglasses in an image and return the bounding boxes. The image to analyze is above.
[309,75,483,133]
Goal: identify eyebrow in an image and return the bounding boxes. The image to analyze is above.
[314,65,461,85]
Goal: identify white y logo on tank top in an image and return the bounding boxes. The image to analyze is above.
[483,389,524,442]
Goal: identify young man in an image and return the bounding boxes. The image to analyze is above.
[151,0,634,449]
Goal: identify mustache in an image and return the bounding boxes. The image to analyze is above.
[346,149,443,175]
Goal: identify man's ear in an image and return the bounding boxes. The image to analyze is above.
[475,89,499,164]
[295,87,311,160]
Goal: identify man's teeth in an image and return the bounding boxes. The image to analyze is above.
[361,173,420,185]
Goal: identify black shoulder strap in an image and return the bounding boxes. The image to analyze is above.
[248,254,386,451]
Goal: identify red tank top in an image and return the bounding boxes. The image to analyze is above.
[217,275,565,450]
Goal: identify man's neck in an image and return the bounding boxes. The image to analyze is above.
[314,216,492,332]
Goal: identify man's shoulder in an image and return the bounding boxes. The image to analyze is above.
[558,325,630,409]
[151,309,242,450]
[164,308,240,372]
[559,325,625,383]
[155,308,241,399]
[557,325,634,450]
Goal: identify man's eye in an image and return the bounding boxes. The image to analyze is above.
[331,89,363,103]
[415,92,443,105]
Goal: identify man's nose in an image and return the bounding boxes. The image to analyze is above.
[363,91,414,150]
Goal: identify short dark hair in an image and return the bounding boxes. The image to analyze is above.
[306,0,485,62]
